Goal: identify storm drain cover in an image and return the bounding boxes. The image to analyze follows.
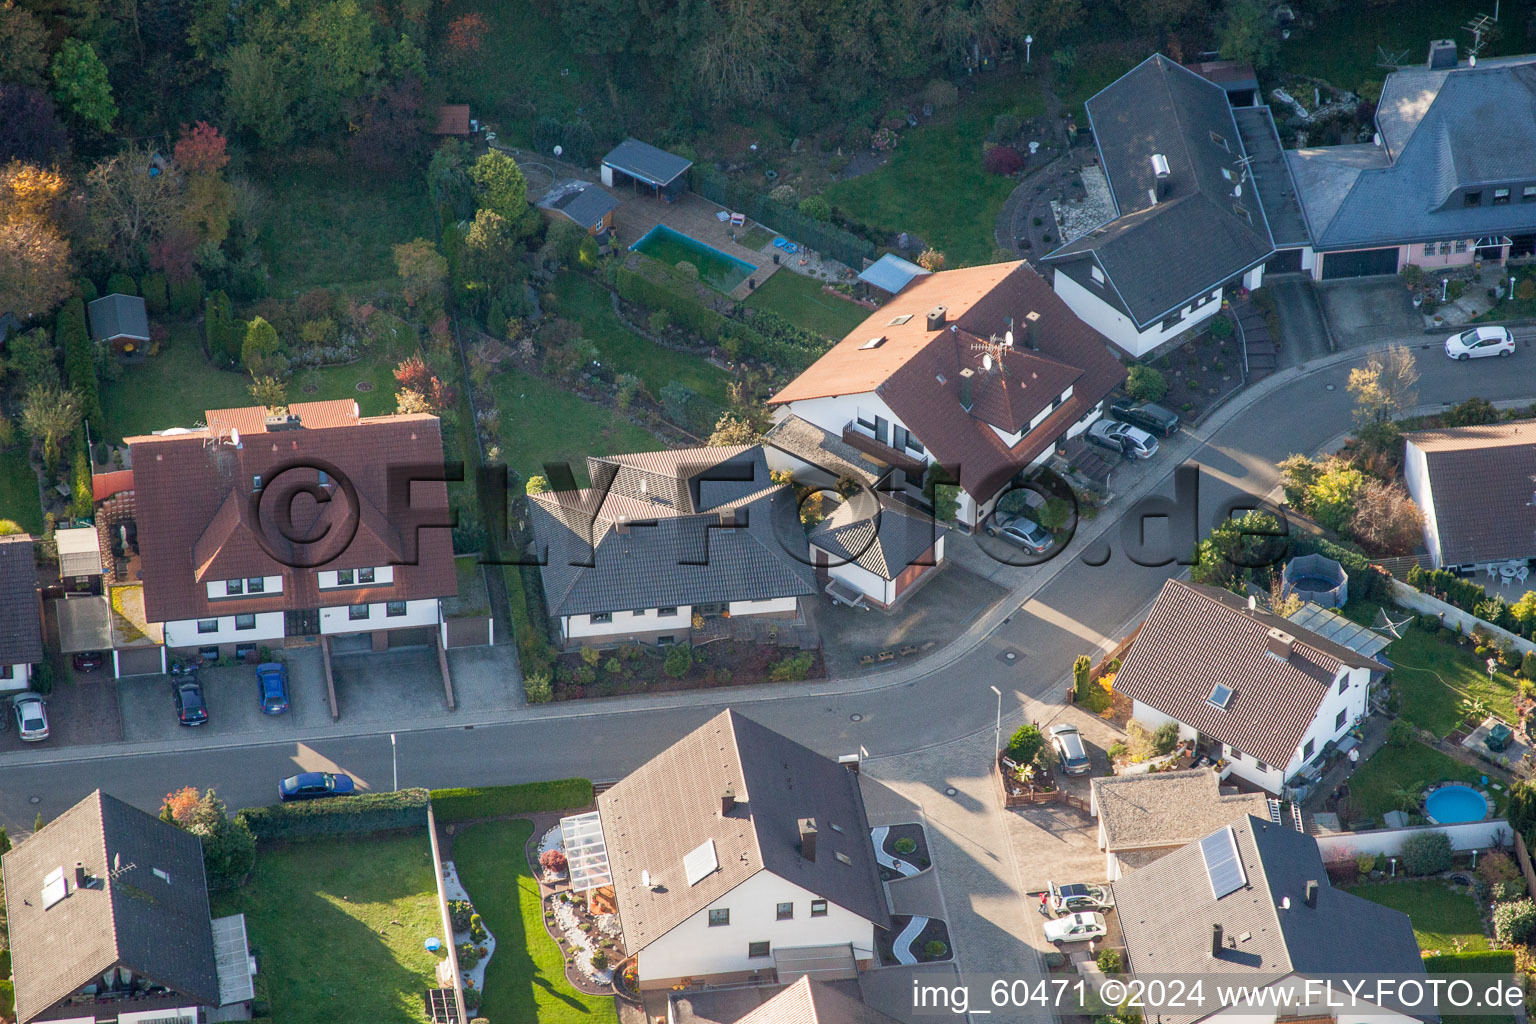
[997,648,1024,664]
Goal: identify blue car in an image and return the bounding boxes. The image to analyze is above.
[278,772,355,801]
[257,662,290,715]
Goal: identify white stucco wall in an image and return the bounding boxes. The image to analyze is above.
[318,565,396,589]
[781,394,929,466]
[319,597,438,635]
[1052,270,1223,357]
[164,611,285,649]
[814,549,895,605]
[0,663,31,692]
[205,575,284,600]
[1402,441,1441,567]
[635,869,876,985]
[1314,820,1511,862]
[562,606,693,642]
[728,596,799,616]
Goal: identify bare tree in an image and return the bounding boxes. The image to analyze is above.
[86,143,183,263]
[1347,343,1418,424]
[21,382,81,473]
[1349,479,1426,555]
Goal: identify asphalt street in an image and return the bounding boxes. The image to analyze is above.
[4,333,1535,826]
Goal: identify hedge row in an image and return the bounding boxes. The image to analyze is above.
[615,263,728,340]
[237,788,430,841]
[429,779,594,823]
[693,168,875,268]
[1406,566,1488,612]
[1421,949,1517,973]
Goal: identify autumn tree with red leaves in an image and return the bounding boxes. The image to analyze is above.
[174,121,230,176]
[446,13,489,53]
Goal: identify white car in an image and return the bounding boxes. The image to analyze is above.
[1043,911,1108,945]
[11,692,49,742]
[1086,419,1159,460]
[1050,723,1091,775]
[1445,325,1514,360]
[1050,882,1116,912]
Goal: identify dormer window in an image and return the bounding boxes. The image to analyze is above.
[1494,188,1511,206]
[252,475,262,491]
[226,578,243,596]
[1464,190,1483,207]
[1524,186,1536,203]
[1090,265,1105,286]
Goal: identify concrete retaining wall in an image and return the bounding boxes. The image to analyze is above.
[1315,818,1512,862]
[1387,579,1536,656]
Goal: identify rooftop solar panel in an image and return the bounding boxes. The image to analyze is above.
[1200,827,1247,899]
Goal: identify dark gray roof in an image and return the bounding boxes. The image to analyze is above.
[598,709,890,953]
[0,312,21,345]
[1286,145,1391,243]
[1299,56,1536,250]
[603,138,693,186]
[1231,107,1311,248]
[1112,815,1425,1023]
[1404,419,1536,566]
[809,492,945,581]
[2,791,220,1024]
[0,534,42,665]
[528,445,816,617]
[87,293,149,342]
[537,179,619,230]
[1043,55,1275,327]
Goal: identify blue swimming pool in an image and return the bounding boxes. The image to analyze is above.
[1424,784,1488,824]
[630,224,757,292]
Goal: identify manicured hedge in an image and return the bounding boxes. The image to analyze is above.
[1422,949,1517,973]
[237,787,429,842]
[615,263,727,340]
[429,779,593,823]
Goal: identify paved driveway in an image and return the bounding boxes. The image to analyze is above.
[1315,279,1423,348]
[118,651,330,743]
[331,643,521,724]
[1268,277,1333,367]
[0,668,122,753]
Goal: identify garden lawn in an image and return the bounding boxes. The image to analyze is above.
[255,160,432,294]
[491,365,662,483]
[452,819,618,1024]
[0,449,42,534]
[1345,879,1489,953]
[210,833,442,1024]
[100,322,250,442]
[553,272,731,414]
[1348,739,1492,823]
[826,77,1046,267]
[745,270,869,340]
[1384,626,1518,737]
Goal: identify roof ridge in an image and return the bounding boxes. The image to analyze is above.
[1235,816,1295,973]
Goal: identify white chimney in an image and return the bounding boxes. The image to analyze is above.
[1150,153,1171,178]
[1147,188,1158,208]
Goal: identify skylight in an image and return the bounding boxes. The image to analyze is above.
[860,336,886,350]
[683,838,719,886]
[1200,827,1247,899]
[888,314,913,326]
[42,866,68,909]
[1208,683,1234,709]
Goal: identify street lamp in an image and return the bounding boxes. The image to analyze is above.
[990,685,1003,761]
[1025,35,1033,64]
[391,733,398,792]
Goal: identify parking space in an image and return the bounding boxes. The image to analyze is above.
[331,644,518,723]
[117,649,330,743]
[0,666,123,752]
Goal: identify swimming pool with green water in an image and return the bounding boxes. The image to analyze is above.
[630,224,757,292]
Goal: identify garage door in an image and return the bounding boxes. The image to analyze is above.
[1266,248,1303,274]
[1320,247,1398,279]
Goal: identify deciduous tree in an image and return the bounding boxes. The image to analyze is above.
[0,84,68,165]
[173,121,230,175]
[1347,343,1418,424]
[85,144,184,263]
[0,160,71,317]
[1349,480,1425,555]
[249,375,287,411]
[222,42,294,149]
[49,38,116,130]
[159,788,255,892]
[0,1,49,88]
[393,237,447,312]
[21,381,81,473]
[707,413,761,446]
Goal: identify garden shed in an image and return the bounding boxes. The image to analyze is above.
[601,138,692,199]
[537,179,620,237]
[87,293,150,353]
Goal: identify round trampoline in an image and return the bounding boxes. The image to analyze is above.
[1283,553,1348,607]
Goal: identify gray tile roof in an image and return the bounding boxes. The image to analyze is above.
[0,534,42,665]
[737,977,903,1024]
[808,492,945,581]
[1405,419,1536,565]
[3,791,220,1024]
[603,138,693,186]
[1091,769,1269,854]
[528,445,816,617]
[1112,814,1425,1022]
[537,179,619,230]
[1231,107,1311,248]
[1112,580,1385,769]
[597,709,890,953]
[1300,56,1536,250]
[764,414,887,487]
[1043,55,1275,327]
[86,293,149,342]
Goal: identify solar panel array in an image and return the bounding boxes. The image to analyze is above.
[560,811,614,892]
[1199,827,1247,899]
[683,837,719,887]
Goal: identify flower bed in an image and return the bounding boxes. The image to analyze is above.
[549,642,824,700]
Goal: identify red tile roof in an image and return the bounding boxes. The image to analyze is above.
[773,262,1126,498]
[434,104,471,135]
[125,404,456,624]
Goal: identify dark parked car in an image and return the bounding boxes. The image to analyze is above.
[72,651,106,673]
[1109,401,1181,436]
[279,772,356,801]
[257,662,290,715]
[173,679,208,726]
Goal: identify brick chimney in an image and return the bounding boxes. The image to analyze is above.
[721,789,737,816]
[959,368,975,411]
[75,862,87,889]
[1211,922,1224,957]
[798,817,817,862]
[1265,628,1294,661]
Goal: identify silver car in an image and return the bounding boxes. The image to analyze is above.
[12,692,49,742]
[1050,723,1090,775]
[987,514,1053,553]
[1086,419,1159,460]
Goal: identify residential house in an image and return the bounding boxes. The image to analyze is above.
[1089,768,1270,880]
[526,445,817,647]
[2,790,255,1024]
[601,138,692,199]
[1110,814,1425,1024]
[1111,580,1384,794]
[86,295,150,354]
[1403,419,1536,572]
[596,709,889,989]
[732,976,903,1024]
[808,491,946,609]
[1041,55,1302,356]
[769,261,1126,531]
[536,179,620,239]
[432,104,471,135]
[0,533,43,691]
[1288,41,1536,278]
[124,400,456,658]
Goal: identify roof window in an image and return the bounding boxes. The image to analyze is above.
[887,314,913,326]
[860,336,886,350]
[1208,683,1234,709]
[1210,131,1229,151]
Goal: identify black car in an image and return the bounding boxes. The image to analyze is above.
[72,651,106,673]
[173,679,208,726]
[1109,401,1181,436]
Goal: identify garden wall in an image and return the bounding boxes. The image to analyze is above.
[1315,819,1512,862]
[1389,579,1536,656]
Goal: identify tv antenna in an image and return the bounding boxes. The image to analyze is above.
[1463,14,1495,56]
[1375,45,1410,70]
[971,333,1011,372]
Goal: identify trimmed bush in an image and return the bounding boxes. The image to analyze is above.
[768,650,814,682]
[429,779,593,823]
[141,272,169,314]
[1399,829,1453,875]
[663,645,693,679]
[106,272,137,296]
[1492,898,1536,944]
[1126,364,1168,402]
[238,788,429,842]
[169,276,203,316]
[1006,723,1044,763]
[1422,949,1516,973]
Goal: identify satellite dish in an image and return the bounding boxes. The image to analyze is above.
[553,145,563,156]
[983,353,994,371]
[1004,329,1014,347]
[229,427,240,447]
[1234,183,1243,197]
